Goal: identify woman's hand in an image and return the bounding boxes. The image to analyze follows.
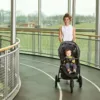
[58,27,63,42]
[73,27,76,42]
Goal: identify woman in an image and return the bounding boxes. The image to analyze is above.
[59,13,76,42]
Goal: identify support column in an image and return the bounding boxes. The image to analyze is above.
[95,0,100,67]
[38,0,41,54]
[11,0,16,44]
[38,0,41,28]
[68,0,71,15]
[72,0,76,26]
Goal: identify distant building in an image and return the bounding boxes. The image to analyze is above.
[17,22,36,28]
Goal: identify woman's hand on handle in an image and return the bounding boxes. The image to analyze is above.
[73,27,76,42]
[58,27,63,43]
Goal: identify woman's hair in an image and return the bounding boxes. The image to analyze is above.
[63,13,72,21]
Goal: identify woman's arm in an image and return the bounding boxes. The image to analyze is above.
[73,27,76,42]
[59,27,63,42]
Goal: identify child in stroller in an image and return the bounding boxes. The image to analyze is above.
[64,49,77,74]
[55,41,82,93]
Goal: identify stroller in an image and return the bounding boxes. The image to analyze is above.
[55,41,82,93]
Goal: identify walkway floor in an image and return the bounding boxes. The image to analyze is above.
[14,54,100,100]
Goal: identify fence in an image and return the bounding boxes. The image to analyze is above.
[0,28,100,69]
[0,35,20,100]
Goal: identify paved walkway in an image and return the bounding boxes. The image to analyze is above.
[14,54,100,100]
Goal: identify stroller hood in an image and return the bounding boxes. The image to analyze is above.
[58,41,80,60]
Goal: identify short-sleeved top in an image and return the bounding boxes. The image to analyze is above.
[61,25,73,41]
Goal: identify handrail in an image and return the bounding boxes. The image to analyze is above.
[0,37,20,100]
[0,34,10,38]
[76,34,100,38]
[0,38,20,52]
[0,27,96,32]
[0,27,100,38]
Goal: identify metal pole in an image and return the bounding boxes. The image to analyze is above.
[17,45,19,84]
[0,35,2,48]
[50,33,54,57]
[32,33,35,54]
[95,0,100,67]
[72,0,76,26]
[68,0,71,15]
[87,37,92,65]
[38,0,41,54]
[11,0,16,44]
[38,0,41,27]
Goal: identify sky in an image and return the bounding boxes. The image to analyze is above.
[0,0,96,16]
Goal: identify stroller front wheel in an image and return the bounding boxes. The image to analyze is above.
[55,75,58,88]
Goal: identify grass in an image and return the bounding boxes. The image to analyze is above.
[75,22,95,29]
[46,22,95,29]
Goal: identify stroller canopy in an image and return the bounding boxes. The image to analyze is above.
[58,41,80,60]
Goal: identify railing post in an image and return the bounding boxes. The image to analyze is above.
[4,50,8,98]
[87,37,92,65]
[38,33,41,55]
[12,49,15,88]
[50,33,54,57]
[32,33,35,54]
[99,39,100,68]
[0,35,2,48]
[0,36,2,57]
[17,45,19,84]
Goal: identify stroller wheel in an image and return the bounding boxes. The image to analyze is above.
[55,75,58,88]
[79,76,82,88]
[70,79,74,93]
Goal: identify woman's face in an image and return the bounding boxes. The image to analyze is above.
[64,17,70,25]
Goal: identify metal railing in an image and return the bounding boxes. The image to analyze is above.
[0,36,20,100]
[16,28,100,69]
[0,28,100,69]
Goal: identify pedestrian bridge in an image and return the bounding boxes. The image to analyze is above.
[0,29,100,100]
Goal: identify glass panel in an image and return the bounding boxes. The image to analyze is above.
[16,0,38,53]
[41,0,68,28]
[0,0,11,28]
[16,0,38,28]
[0,0,11,47]
[41,34,51,55]
[75,0,96,29]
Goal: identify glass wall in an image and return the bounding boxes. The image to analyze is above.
[16,0,38,51]
[16,0,38,28]
[75,0,96,30]
[0,0,11,28]
[16,0,96,30]
[41,0,68,28]
[0,0,11,47]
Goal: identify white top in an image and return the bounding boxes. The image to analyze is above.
[61,25,73,41]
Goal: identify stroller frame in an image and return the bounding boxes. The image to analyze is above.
[55,41,83,93]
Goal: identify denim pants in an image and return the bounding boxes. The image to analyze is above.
[65,63,77,70]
